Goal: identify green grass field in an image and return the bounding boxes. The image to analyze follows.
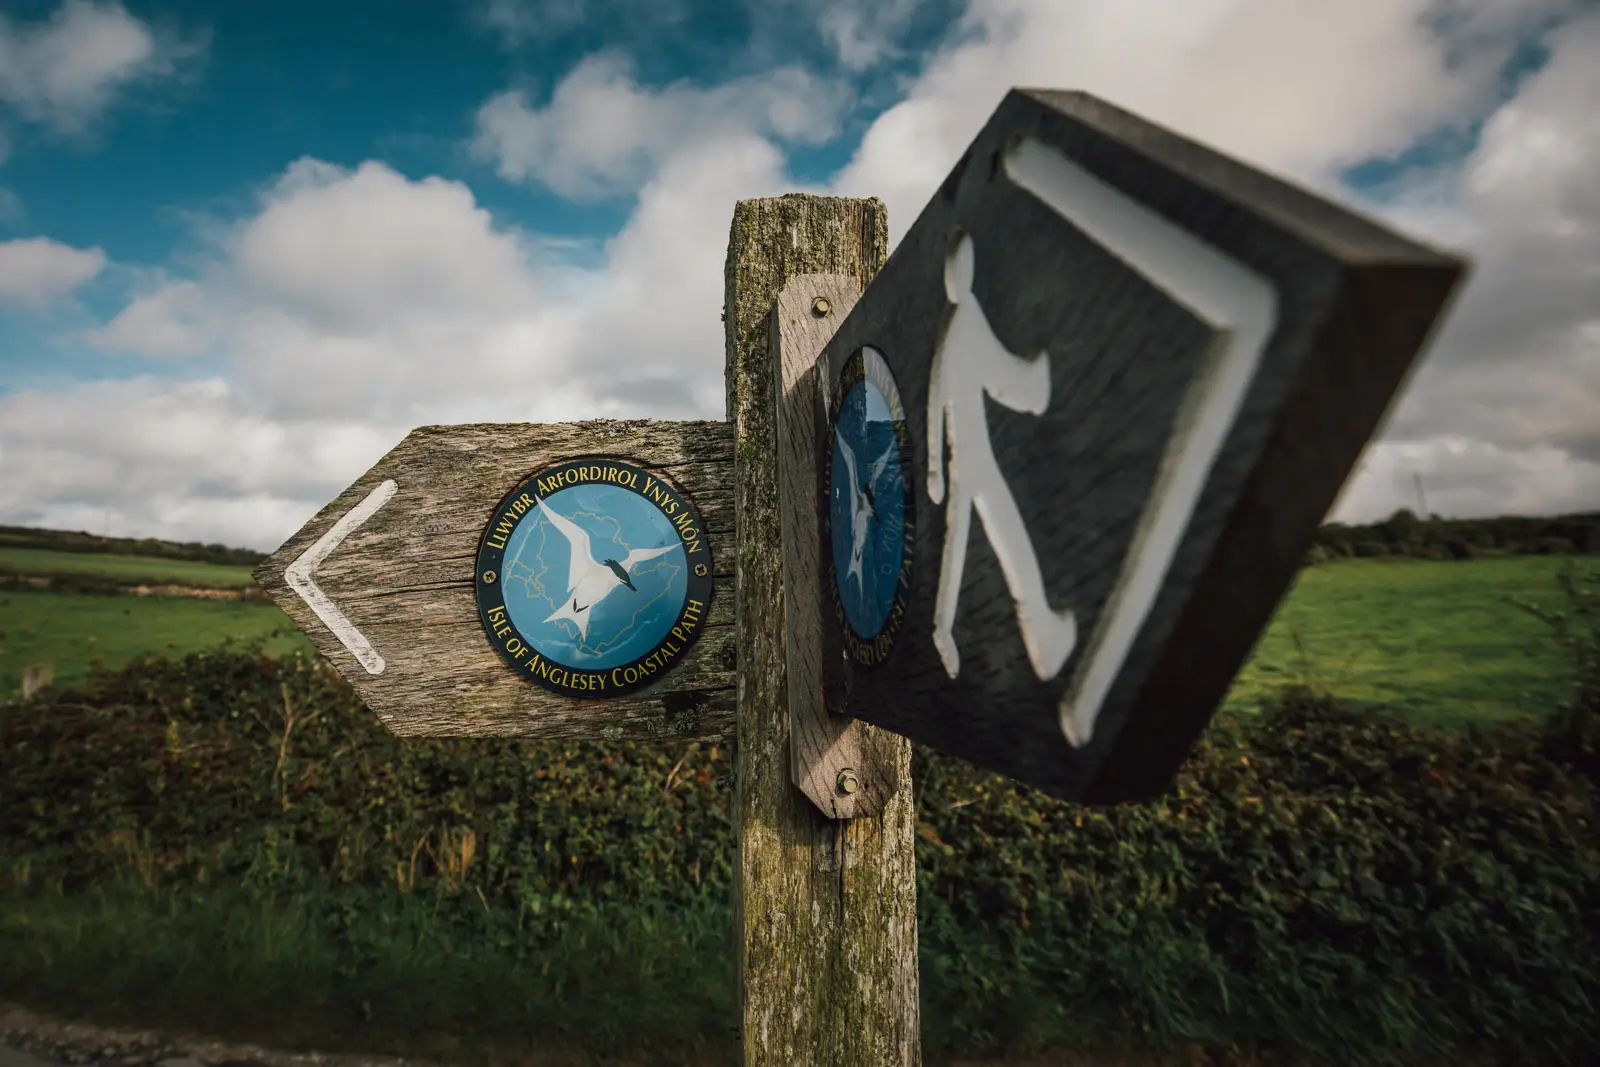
[1224,555,1594,726]
[0,553,1592,722]
[0,589,310,693]
[0,546,256,587]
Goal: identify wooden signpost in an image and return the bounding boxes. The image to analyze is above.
[256,198,921,1067]
[255,88,1467,1066]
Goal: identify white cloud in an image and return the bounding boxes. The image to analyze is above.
[473,0,700,48]
[1322,9,1600,519]
[833,0,1585,240]
[1369,11,1600,458]
[89,278,215,355]
[6,1,1598,549]
[477,0,585,44]
[0,236,105,307]
[0,1,206,135]
[1334,437,1600,523]
[825,0,1598,521]
[818,0,929,71]
[87,156,592,424]
[575,130,794,413]
[232,158,542,333]
[472,52,845,199]
[0,377,392,549]
[36,123,791,547]
[475,0,690,47]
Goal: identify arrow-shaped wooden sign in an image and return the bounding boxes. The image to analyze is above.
[254,420,735,742]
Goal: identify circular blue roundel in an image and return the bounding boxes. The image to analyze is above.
[475,457,714,698]
[826,346,914,667]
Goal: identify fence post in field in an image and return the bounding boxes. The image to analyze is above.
[724,194,922,1065]
[21,662,54,701]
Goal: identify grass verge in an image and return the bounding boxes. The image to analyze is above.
[1224,556,1589,726]
[0,547,257,588]
[0,879,736,1066]
[0,589,308,693]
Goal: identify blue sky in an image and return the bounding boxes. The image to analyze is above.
[0,0,962,395]
[1,0,959,263]
[0,0,1597,547]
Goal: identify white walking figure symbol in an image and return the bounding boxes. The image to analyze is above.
[927,231,1079,682]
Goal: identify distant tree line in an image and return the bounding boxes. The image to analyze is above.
[1309,510,1600,563]
[4,508,1596,574]
[0,525,266,568]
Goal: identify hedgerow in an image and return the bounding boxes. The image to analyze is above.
[1310,510,1600,563]
[3,571,1598,1064]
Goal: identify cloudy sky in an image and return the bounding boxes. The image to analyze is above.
[0,0,1595,550]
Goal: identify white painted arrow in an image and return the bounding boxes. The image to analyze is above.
[284,479,398,675]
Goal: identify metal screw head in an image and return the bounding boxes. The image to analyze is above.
[482,570,497,584]
[836,768,860,795]
[811,296,832,317]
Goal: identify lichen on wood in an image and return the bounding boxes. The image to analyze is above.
[725,194,920,1066]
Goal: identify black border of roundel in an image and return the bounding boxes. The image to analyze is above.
[474,455,715,699]
[823,347,917,669]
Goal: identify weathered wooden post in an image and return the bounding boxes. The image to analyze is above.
[724,195,921,1066]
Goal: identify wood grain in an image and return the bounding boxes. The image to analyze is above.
[775,274,896,820]
[254,419,736,742]
[727,197,921,1065]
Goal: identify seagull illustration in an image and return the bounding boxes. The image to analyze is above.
[837,429,896,597]
[536,499,681,640]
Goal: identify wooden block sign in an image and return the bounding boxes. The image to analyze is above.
[817,88,1468,803]
[254,421,735,742]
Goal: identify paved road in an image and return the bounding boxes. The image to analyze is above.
[0,1047,56,1067]
[0,1046,214,1067]
[0,1049,211,1067]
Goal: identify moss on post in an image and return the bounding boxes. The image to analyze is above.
[724,195,920,1065]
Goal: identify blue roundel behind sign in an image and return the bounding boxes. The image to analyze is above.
[826,346,915,667]
[475,457,714,698]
